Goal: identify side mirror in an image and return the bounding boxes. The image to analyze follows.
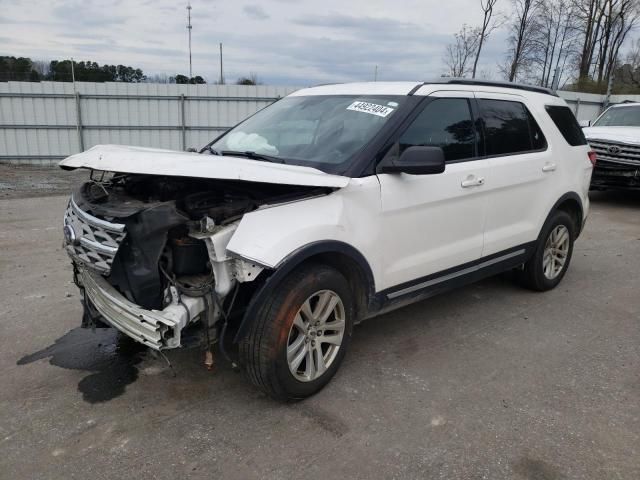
[578,120,591,128]
[380,146,446,175]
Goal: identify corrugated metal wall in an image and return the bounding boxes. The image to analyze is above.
[2,81,639,165]
[0,82,299,165]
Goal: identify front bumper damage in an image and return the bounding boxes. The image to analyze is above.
[80,268,205,350]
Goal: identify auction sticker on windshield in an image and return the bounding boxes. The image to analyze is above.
[347,101,395,118]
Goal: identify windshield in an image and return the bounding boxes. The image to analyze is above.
[209,95,407,173]
[593,106,640,127]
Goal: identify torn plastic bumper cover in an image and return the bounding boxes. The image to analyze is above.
[80,268,205,350]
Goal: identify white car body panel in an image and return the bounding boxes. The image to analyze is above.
[582,125,640,144]
[376,160,489,289]
[59,144,350,188]
[226,176,384,288]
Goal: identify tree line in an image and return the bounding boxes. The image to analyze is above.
[444,0,640,93]
[0,56,260,85]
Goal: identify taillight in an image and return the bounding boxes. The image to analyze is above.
[588,151,597,166]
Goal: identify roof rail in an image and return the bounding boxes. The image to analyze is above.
[424,78,558,97]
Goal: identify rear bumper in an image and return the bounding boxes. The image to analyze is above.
[80,268,205,350]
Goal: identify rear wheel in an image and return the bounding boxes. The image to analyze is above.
[517,210,575,291]
[239,264,354,401]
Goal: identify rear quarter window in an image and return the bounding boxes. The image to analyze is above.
[545,105,587,146]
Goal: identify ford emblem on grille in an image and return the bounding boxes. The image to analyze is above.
[63,224,78,245]
[607,145,621,154]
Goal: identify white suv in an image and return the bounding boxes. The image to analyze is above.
[60,80,594,400]
[581,102,640,190]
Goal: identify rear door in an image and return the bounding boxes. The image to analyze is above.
[475,93,554,256]
[376,91,490,292]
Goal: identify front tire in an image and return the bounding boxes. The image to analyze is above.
[239,264,354,401]
[518,210,575,291]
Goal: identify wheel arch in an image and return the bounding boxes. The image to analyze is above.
[233,241,375,343]
[544,192,584,239]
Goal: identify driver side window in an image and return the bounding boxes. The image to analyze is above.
[386,98,478,163]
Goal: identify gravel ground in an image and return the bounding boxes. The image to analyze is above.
[0,186,638,479]
[0,164,88,199]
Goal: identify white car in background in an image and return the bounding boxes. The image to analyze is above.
[60,80,594,400]
[582,102,640,190]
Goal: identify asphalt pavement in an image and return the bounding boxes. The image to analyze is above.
[1,189,638,479]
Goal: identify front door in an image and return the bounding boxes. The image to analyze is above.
[377,92,490,292]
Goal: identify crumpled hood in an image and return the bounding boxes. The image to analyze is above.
[583,126,640,145]
[59,144,350,188]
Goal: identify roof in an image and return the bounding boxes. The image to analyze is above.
[289,82,422,96]
[291,79,558,98]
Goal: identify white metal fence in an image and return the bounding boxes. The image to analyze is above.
[0,82,299,165]
[1,81,639,165]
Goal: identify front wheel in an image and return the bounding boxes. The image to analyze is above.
[517,210,575,291]
[239,264,354,401]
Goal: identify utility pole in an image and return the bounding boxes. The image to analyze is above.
[603,70,615,112]
[550,67,560,91]
[219,42,224,84]
[187,3,193,78]
[374,65,378,82]
[70,57,76,85]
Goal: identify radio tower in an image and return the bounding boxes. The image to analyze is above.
[187,2,193,78]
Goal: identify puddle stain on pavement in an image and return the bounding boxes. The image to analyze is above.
[17,327,146,403]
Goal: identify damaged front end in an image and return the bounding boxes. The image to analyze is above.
[63,172,319,351]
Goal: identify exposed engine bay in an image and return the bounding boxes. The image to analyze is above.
[65,170,328,353]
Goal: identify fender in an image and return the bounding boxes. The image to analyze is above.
[232,240,376,343]
[541,191,585,238]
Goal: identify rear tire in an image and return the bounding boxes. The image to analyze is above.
[239,264,354,401]
[517,210,575,291]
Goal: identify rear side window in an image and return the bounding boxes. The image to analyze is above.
[545,105,587,146]
[395,98,477,162]
[480,99,547,156]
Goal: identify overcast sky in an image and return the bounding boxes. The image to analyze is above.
[3,0,515,85]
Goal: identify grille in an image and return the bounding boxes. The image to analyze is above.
[589,139,640,167]
[63,197,126,274]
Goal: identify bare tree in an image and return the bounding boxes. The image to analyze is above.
[503,0,540,81]
[598,0,638,83]
[472,0,501,78]
[574,0,640,86]
[530,0,579,87]
[444,24,482,77]
[614,37,640,88]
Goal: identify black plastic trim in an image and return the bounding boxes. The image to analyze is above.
[378,243,535,305]
[232,240,376,343]
[546,192,585,237]
[441,79,558,97]
[407,83,426,96]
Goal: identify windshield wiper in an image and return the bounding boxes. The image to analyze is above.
[221,150,287,164]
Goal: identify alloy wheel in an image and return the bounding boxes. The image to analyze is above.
[542,225,570,280]
[286,290,346,382]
